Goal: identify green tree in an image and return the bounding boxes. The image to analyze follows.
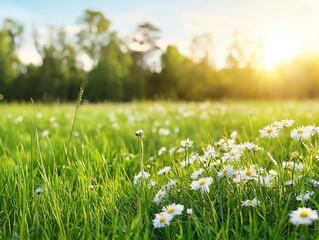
[158,45,192,99]
[0,18,23,97]
[86,33,133,101]
[77,10,111,66]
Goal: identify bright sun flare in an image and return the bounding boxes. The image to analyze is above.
[262,32,300,70]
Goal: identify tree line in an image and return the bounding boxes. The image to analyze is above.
[1,10,319,102]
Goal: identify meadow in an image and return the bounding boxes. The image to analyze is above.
[1,101,319,239]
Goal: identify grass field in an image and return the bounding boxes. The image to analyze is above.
[1,101,319,239]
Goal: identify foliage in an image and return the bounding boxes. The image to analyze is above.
[1,12,319,102]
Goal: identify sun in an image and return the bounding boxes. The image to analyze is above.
[262,32,300,70]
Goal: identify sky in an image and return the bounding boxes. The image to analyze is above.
[1,0,319,69]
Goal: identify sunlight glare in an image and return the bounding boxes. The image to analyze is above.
[262,33,300,70]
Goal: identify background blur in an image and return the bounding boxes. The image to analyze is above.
[0,0,319,102]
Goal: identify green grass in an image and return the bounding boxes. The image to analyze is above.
[1,100,319,239]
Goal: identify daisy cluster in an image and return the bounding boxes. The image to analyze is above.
[133,119,319,229]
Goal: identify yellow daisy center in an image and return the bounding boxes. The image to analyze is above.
[185,140,190,145]
[300,210,309,217]
[297,129,303,134]
[247,200,253,205]
[230,152,235,156]
[266,128,273,133]
[246,170,252,176]
[160,217,166,223]
[199,180,206,186]
[167,208,174,214]
[157,193,162,198]
[223,169,228,174]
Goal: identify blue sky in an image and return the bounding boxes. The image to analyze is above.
[1,0,319,68]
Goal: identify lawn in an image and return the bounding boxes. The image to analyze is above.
[1,101,319,239]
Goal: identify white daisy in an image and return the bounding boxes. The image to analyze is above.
[148,181,157,189]
[241,198,259,207]
[190,177,213,194]
[259,125,279,138]
[257,175,273,187]
[240,169,257,180]
[158,146,167,156]
[290,126,312,140]
[133,171,150,185]
[223,148,242,162]
[217,165,235,178]
[296,191,314,202]
[41,130,49,138]
[158,166,171,175]
[187,208,193,215]
[35,187,43,195]
[158,128,170,136]
[152,212,173,228]
[162,203,184,217]
[153,189,167,204]
[273,119,294,128]
[289,207,318,225]
[191,168,204,179]
[180,138,193,148]
[310,179,319,187]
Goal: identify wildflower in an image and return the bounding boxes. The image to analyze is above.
[169,147,176,154]
[35,187,43,195]
[285,180,295,186]
[191,168,204,179]
[257,175,273,187]
[223,148,242,162]
[310,179,319,187]
[162,203,184,216]
[36,112,43,119]
[268,169,278,176]
[159,128,170,136]
[158,147,167,156]
[73,131,80,137]
[259,125,279,138]
[242,198,259,207]
[133,171,150,185]
[296,191,314,202]
[230,131,238,139]
[49,117,56,123]
[41,130,49,138]
[191,177,213,194]
[135,129,144,137]
[240,168,257,180]
[290,126,312,140]
[165,179,177,190]
[273,119,294,128]
[153,189,167,204]
[180,157,196,168]
[217,165,235,178]
[283,161,303,171]
[89,185,94,190]
[289,207,318,225]
[203,145,217,159]
[148,181,157,189]
[180,138,193,148]
[15,115,23,124]
[240,142,263,151]
[158,166,171,175]
[152,212,173,228]
[210,160,221,169]
[187,208,193,215]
